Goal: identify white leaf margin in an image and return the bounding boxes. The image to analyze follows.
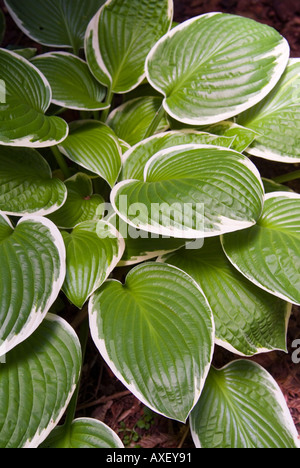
[145,12,290,126]
[88,262,215,423]
[221,191,300,305]
[111,144,265,239]
[189,359,300,449]
[0,214,66,357]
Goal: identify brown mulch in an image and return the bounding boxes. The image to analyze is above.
[1,0,300,448]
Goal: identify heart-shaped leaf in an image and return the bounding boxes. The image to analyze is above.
[238,59,300,162]
[47,173,104,229]
[62,220,125,309]
[4,0,105,51]
[120,130,235,181]
[0,314,82,448]
[89,262,214,422]
[40,418,124,448]
[32,52,108,111]
[0,48,68,147]
[107,97,169,146]
[85,0,173,93]
[146,13,289,125]
[58,121,122,188]
[0,214,66,357]
[158,237,290,356]
[112,145,264,239]
[190,360,300,448]
[0,146,67,216]
[222,192,300,305]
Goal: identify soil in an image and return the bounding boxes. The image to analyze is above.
[1,0,300,449]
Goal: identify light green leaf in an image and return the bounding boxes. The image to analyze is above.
[158,237,290,356]
[58,120,122,188]
[238,59,300,162]
[107,212,186,266]
[47,173,104,230]
[0,9,6,44]
[201,121,259,153]
[107,97,169,146]
[0,48,68,147]
[190,360,300,448]
[85,0,173,93]
[32,52,108,111]
[4,0,105,51]
[222,192,300,305]
[62,220,125,309]
[89,262,214,422]
[40,418,124,448]
[146,13,289,125]
[120,130,235,181]
[0,314,82,448]
[0,146,67,216]
[112,145,264,239]
[0,214,66,357]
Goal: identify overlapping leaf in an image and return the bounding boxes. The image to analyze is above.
[32,52,108,111]
[107,97,169,146]
[85,0,173,93]
[0,48,68,147]
[48,173,104,229]
[201,122,259,153]
[89,262,214,422]
[146,13,290,125]
[107,212,186,266]
[120,130,235,181]
[4,0,105,51]
[238,59,300,162]
[158,237,290,356]
[222,192,300,305]
[112,145,264,239]
[40,418,124,448]
[0,214,66,357]
[0,314,82,448]
[58,121,122,187]
[0,146,67,216]
[190,360,300,448]
[62,220,125,309]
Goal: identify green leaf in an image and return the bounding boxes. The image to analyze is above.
[32,52,108,111]
[112,145,264,239]
[85,0,173,93]
[40,418,124,448]
[190,360,300,448]
[107,212,186,266]
[0,146,67,216]
[0,48,68,147]
[200,121,259,153]
[146,13,289,125]
[262,178,294,194]
[158,237,290,356]
[62,220,125,309]
[238,59,300,162]
[89,262,214,422]
[107,97,169,146]
[47,173,104,229]
[4,0,105,51]
[120,130,235,181]
[0,314,82,448]
[58,121,122,188]
[222,192,300,305]
[0,9,6,44]
[0,214,66,357]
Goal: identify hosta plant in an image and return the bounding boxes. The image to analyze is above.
[0,0,300,449]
